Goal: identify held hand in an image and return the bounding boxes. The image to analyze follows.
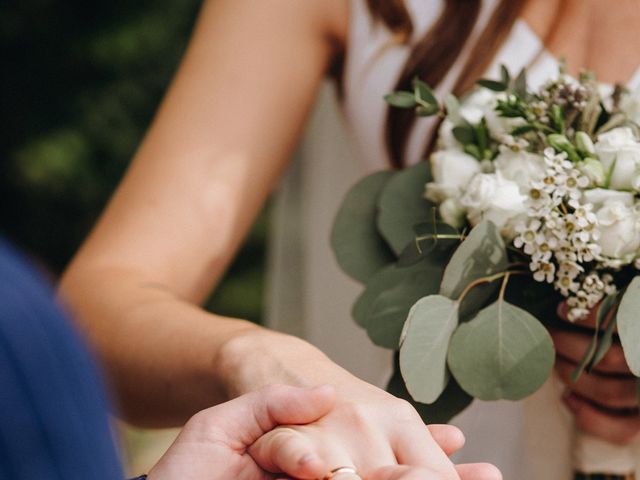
[147,385,336,480]
[552,303,640,444]
[248,380,501,480]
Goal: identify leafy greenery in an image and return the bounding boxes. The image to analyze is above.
[377,162,435,255]
[448,299,555,401]
[399,295,459,403]
[331,171,396,283]
[1,0,267,323]
[618,277,640,376]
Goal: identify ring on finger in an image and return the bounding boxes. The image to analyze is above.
[323,466,361,479]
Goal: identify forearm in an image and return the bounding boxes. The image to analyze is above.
[58,266,356,427]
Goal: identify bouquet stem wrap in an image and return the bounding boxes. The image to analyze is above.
[573,431,638,479]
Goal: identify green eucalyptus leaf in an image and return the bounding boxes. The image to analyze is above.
[440,220,508,300]
[477,79,507,92]
[448,300,555,401]
[616,277,640,376]
[463,144,482,160]
[353,256,445,349]
[399,295,459,403]
[385,91,417,108]
[387,356,473,424]
[331,171,396,283]
[377,162,434,255]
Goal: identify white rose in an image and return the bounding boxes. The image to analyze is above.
[425,149,481,202]
[494,150,546,190]
[596,201,640,259]
[460,173,527,237]
[595,127,640,190]
[621,85,640,125]
[459,89,525,137]
[459,88,497,124]
[583,188,635,209]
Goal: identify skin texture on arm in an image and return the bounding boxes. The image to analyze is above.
[59,0,348,425]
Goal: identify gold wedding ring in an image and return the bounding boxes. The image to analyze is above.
[323,466,361,479]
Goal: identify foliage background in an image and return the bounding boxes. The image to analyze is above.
[0,0,268,324]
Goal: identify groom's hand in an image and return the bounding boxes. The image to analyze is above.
[552,303,640,445]
[147,384,336,480]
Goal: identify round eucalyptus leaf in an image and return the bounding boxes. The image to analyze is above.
[399,295,459,404]
[617,277,640,376]
[387,356,472,424]
[331,171,396,283]
[448,300,554,401]
[377,162,434,255]
[353,256,445,349]
[440,220,508,300]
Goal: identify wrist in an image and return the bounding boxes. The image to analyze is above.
[216,326,349,397]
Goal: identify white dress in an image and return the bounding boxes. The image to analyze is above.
[265,1,640,478]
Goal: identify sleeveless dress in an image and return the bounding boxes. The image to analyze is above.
[265,1,640,478]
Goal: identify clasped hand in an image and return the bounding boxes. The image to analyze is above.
[148,384,501,480]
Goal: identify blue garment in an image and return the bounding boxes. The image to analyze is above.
[0,238,123,480]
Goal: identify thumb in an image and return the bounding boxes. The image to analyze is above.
[205,384,335,447]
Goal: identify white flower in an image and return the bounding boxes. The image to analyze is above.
[494,150,546,190]
[439,197,466,229]
[425,150,481,202]
[531,259,556,283]
[461,173,527,237]
[437,120,463,150]
[595,127,640,190]
[459,89,498,124]
[582,188,635,209]
[595,200,640,259]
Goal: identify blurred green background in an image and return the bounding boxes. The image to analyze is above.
[0,0,268,324]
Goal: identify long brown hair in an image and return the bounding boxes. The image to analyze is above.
[366,0,528,168]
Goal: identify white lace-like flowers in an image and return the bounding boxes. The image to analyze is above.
[426,74,640,321]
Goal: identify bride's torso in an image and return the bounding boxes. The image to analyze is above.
[266,2,640,478]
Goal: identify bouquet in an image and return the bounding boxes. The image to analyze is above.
[331,66,640,477]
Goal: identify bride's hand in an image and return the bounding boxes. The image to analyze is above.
[552,303,640,444]
[248,380,501,480]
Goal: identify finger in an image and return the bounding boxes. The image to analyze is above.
[260,384,337,428]
[456,463,503,480]
[392,415,458,477]
[199,384,336,447]
[551,330,631,375]
[556,358,638,410]
[427,424,465,457]
[563,393,640,445]
[367,465,443,480]
[249,427,327,479]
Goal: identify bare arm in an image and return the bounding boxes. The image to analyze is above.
[59,0,347,426]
